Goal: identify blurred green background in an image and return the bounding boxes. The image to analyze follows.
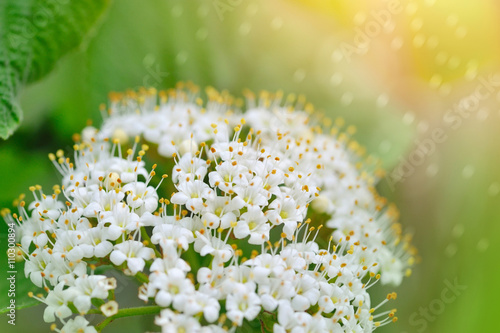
[1,0,499,332]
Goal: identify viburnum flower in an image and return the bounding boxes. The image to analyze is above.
[2,83,417,332]
[109,240,155,275]
[51,316,98,333]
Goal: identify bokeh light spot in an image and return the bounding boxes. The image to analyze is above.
[175,51,188,65]
[477,238,489,252]
[341,92,353,106]
[462,165,475,179]
[239,22,252,35]
[426,35,439,49]
[196,28,208,41]
[411,17,423,32]
[246,3,259,16]
[293,69,307,83]
[452,224,465,238]
[379,140,392,154]
[488,182,500,196]
[353,12,367,25]
[435,51,448,65]
[406,2,418,16]
[171,5,183,17]
[446,14,459,27]
[376,94,389,108]
[330,73,343,86]
[403,111,415,125]
[391,36,404,50]
[413,34,426,48]
[429,74,442,89]
[426,163,439,177]
[271,16,283,30]
[445,243,457,257]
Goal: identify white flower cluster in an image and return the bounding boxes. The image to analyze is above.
[3,83,415,333]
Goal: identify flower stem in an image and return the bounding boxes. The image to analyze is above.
[140,226,162,258]
[182,244,202,272]
[95,305,163,332]
[135,271,150,284]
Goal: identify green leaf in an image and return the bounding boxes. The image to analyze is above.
[235,319,263,333]
[0,0,110,139]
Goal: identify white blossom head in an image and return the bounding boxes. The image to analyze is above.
[3,83,416,332]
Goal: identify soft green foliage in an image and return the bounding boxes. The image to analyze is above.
[0,0,109,139]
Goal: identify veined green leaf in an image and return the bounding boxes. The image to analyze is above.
[0,0,110,139]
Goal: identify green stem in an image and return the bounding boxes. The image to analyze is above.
[95,305,163,332]
[135,271,149,284]
[181,245,202,272]
[69,302,102,315]
[140,226,162,258]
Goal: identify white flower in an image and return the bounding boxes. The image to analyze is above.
[291,274,320,311]
[378,247,405,286]
[150,253,190,274]
[201,195,242,229]
[52,230,93,262]
[151,224,194,251]
[311,194,331,213]
[110,240,155,274]
[85,226,114,257]
[28,191,65,220]
[24,248,52,288]
[172,153,208,183]
[182,292,221,323]
[194,231,233,262]
[5,85,416,332]
[258,278,295,312]
[233,177,268,207]
[318,283,350,314]
[84,189,125,218]
[208,160,249,193]
[155,309,201,333]
[292,312,326,333]
[107,153,148,183]
[43,282,77,322]
[100,300,119,317]
[226,291,261,326]
[19,215,50,250]
[101,203,141,240]
[56,209,91,232]
[73,275,114,313]
[122,182,158,213]
[171,180,213,213]
[59,316,97,333]
[244,254,287,281]
[234,206,270,244]
[45,255,87,286]
[266,196,305,237]
[151,268,195,309]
